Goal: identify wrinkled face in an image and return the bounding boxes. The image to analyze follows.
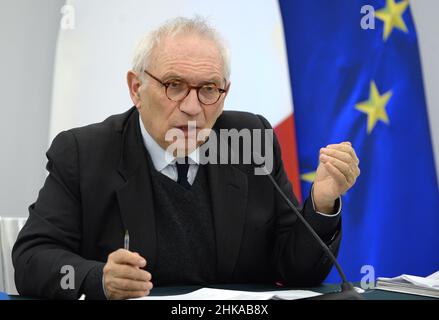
[128,33,229,155]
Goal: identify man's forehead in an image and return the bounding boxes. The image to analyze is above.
[153,35,223,67]
[157,33,220,55]
[151,34,224,78]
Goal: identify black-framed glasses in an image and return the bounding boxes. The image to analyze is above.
[143,70,227,105]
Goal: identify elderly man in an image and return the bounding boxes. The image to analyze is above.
[13,17,360,300]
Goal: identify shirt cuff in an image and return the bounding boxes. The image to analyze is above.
[310,184,342,217]
[302,186,342,242]
[102,274,109,300]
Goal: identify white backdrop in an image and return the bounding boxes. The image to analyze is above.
[49,0,293,141]
[411,0,439,178]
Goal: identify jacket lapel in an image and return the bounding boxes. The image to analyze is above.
[116,109,157,272]
[115,109,249,281]
[206,130,249,282]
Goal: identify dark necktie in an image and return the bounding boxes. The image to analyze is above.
[176,158,191,189]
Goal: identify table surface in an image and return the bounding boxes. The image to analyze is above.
[144,283,438,300]
[7,282,439,300]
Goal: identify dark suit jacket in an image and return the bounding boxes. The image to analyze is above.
[12,107,341,299]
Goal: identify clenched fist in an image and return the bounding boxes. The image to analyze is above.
[313,141,360,213]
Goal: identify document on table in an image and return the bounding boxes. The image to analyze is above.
[376,270,439,298]
[130,287,321,300]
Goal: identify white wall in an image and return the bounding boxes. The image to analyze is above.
[411,0,439,172]
[48,0,292,142]
[0,0,64,217]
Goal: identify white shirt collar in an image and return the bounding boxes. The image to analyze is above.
[138,115,199,172]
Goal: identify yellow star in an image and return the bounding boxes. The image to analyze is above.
[356,81,392,134]
[375,0,409,41]
[301,171,316,183]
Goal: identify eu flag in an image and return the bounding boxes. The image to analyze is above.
[279,0,439,282]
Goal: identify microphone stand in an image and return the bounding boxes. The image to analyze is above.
[260,165,364,300]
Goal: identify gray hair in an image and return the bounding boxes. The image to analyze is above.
[131,16,231,81]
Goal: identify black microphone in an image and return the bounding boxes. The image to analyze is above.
[254,155,364,300]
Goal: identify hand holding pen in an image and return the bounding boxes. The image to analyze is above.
[101,230,153,300]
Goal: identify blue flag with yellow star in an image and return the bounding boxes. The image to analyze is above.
[279,0,439,282]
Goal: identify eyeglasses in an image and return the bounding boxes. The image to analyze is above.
[143,70,227,105]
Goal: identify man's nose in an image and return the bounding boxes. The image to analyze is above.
[179,88,203,116]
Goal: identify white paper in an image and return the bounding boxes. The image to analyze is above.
[427,270,439,280]
[377,270,439,290]
[130,287,321,300]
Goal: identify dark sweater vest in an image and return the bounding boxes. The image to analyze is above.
[150,165,217,286]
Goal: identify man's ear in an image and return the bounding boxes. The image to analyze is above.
[127,70,142,107]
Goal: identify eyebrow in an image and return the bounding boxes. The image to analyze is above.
[161,72,223,86]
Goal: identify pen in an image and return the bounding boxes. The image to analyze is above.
[124,230,130,251]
